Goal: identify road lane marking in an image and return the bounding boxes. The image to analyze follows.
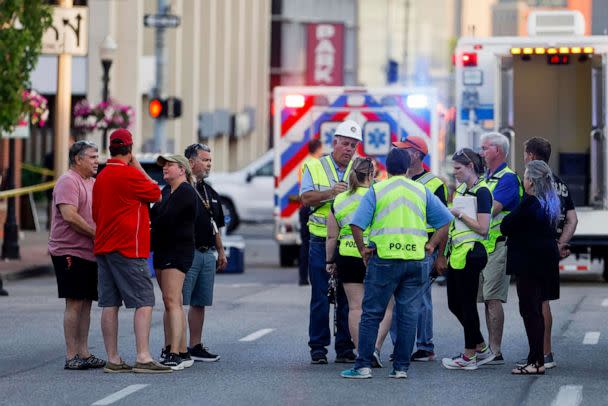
[91,384,148,406]
[601,298,608,307]
[582,332,600,345]
[551,385,582,406]
[239,328,275,342]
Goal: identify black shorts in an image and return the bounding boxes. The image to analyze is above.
[153,251,193,274]
[336,254,366,284]
[51,255,98,301]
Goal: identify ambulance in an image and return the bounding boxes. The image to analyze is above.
[273,86,444,266]
[454,10,608,279]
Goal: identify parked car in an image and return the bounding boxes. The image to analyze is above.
[206,149,274,234]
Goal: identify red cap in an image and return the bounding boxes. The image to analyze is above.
[109,129,133,146]
[392,135,428,155]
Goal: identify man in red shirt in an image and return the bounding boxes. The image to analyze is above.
[93,129,170,373]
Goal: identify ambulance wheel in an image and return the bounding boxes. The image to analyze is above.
[220,197,239,234]
[279,245,298,267]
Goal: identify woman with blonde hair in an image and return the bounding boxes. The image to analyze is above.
[326,157,393,368]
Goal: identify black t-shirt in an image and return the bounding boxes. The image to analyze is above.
[411,170,448,206]
[194,181,225,248]
[459,182,493,214]
[150,182,198,255]
[552,174,575,237]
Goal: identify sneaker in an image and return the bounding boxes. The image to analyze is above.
[544,353,556,369]
[161,353,184,371]
[411,349,436,362]
[372,350,383,368]
[441,353,478,370]
[189,344,220,362]
[179,352,194,368]
[103,359,133,373]
[311,353,328,364]
[341,367,372,379]
[389,369,408,379]
[335,351,357,363]
[82,354,106,369]
[64,355,88,370]
[160,345,170,362]
[476,346,496,367]
[485,352,504,365]
[133,360,172,374]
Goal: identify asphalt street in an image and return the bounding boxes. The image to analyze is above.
[1,223,607,406]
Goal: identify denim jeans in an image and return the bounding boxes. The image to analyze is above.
[355,255,426,372]
[389,252,435,351]
[308,235,354,356]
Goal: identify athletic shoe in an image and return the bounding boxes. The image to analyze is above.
[179,352,194,368]
[311,353,328,364]
[476,346,496,367]
[341,367,372,379]
[388,369,408,379]
[372,350,383,368]
[544,353,556,369]
[160,345,170,362]
[335,351,357,363]
[82,354,106,369]
[485,352,504,365]
[64,355,88,370]
[161,353,184,371]
[411,349,436,362]
[441,353,478,370]
[189,344,220,362]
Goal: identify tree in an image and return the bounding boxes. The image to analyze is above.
[0,0,52,133]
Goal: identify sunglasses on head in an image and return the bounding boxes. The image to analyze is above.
[455,148,475,164]
[185,143,211,157]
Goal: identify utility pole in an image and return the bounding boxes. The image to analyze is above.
[153,0,168,153]
[54,0,73,177]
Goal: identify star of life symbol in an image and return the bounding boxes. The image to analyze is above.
[363,121,390,155]
[367,128,385,148]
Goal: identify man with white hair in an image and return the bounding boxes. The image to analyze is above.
[478,132,523,364]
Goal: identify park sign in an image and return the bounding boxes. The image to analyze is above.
[41,6,88,55]
[144,14,181,28]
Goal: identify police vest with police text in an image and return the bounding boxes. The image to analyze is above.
[304,155,353,238]
[415,171,448,234]
[333,187,369,258]
[369,176,428,260]
[482,165,523,254]
[448,180,492,270]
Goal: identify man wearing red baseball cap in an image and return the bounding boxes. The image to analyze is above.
[390,135,448,363]
[93,129,170,373]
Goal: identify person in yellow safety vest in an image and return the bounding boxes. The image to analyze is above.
[390,135,449,362]
[440,148,496,370]
[297,139,324,286]
[325,157,394,369]
[341,148,452,379]
[300,119,362,364]
[478,132,523,365]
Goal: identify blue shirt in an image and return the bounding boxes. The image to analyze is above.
[486,162,521,211]
[350,179,454,231]
[300,154,348,194]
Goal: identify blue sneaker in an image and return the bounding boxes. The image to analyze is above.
[340,367,372,379]
[388,369,408,379]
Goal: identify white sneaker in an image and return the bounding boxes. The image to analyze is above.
[476,347,496,367]
[341,367,372,379]
[442,354,478,370]
[389,369,408,379]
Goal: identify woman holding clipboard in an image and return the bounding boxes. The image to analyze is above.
[441,148,496,371]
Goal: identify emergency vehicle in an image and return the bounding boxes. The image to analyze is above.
[273,86,443,266]
[454,10,608,279]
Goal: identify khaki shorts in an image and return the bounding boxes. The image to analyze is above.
[477,240,510,303]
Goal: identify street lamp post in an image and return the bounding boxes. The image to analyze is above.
[99,35,117,150]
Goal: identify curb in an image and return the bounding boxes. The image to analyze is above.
[2,265,53,281]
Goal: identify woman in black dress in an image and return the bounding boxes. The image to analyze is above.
[501,160,560,375]
[151,154,198,370]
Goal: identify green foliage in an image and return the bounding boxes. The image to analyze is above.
[0,0,52,133]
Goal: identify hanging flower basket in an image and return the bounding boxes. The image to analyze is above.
[73,98,134,134]
[22,89,49,128]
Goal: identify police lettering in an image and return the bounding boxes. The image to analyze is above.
[344,240,356,248]
[388,242,417,251]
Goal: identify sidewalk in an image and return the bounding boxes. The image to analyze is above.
[0,230,53,281]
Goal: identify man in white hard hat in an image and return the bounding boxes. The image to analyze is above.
[300,119,362,364]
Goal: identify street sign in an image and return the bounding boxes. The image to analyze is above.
[42,6,88,56]
[144,14,181,28]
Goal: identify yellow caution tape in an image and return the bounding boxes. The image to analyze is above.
[0,181,56,199]
[21,163,55,177]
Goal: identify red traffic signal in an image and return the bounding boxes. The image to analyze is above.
[148,97,182,119]
[149,98,164,118]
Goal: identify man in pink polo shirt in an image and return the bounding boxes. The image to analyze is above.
[49,140,106,370]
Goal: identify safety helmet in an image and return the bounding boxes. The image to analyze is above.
[334,120,362,142]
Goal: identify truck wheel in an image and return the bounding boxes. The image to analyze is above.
[220,197,239,234]
[279,244,298,267]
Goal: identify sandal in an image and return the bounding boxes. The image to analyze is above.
[511,363,545,375]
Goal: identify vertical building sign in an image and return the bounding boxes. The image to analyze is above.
[306,23,344,85]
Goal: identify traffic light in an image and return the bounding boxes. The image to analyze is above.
[148,97,182,119]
